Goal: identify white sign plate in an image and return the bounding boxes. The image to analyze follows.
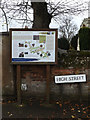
[55,74,86,83]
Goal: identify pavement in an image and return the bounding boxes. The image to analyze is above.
[1,97,90,120]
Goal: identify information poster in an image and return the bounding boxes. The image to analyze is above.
[10,29,57,64]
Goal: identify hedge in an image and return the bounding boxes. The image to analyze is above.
[79,27,90,50]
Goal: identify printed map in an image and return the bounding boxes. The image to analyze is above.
[12,31,56,63]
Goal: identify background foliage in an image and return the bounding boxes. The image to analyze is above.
[58,38,70,50]
[71,34,78,50]
[58,51,90,68]
[79,27,90,50]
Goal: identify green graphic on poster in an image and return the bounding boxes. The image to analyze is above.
[39,35,46,43]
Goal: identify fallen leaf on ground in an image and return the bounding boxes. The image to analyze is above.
[83,111,86,114]
[56,102,59,104]
[9,114,13,117]
[71,108,75,111]
[82,108,86,110]
[63,112,66,115]
[78,110,81,112]
[59,104,62,107]
[18,104,23,107]
[63,109,67,114]
[75,104,79,107]
[7,112,10,114]
[81,104,83,106]
[78,118,82,120]
[64,101,70,104]
[8,101,11,103]
[71,115,75,118]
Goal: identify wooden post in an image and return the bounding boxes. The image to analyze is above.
[16,65,21,104]
[46,65,50,103]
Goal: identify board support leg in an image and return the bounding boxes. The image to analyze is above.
[46,65,50,103]
[16,65,21,104]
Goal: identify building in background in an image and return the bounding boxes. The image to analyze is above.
[80,17,90,28]
[80,1,90,28]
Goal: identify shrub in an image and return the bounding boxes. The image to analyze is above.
[79,27,90,50]
[71,34,78,50]
[58,37,69,50]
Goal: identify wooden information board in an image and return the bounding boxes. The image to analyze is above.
[10,29,58,64]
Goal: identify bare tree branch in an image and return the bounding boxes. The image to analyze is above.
[59,16,78,43]
[0,0,88,30]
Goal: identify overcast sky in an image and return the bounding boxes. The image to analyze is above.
[50,0,89,28]
[0,0,89,32]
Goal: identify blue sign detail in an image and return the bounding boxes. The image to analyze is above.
[12,58,39,62]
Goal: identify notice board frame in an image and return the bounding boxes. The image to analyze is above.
[10,28,58,65]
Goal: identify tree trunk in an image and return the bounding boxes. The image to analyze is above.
[31,2,52,29]
[31,2,52,104]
